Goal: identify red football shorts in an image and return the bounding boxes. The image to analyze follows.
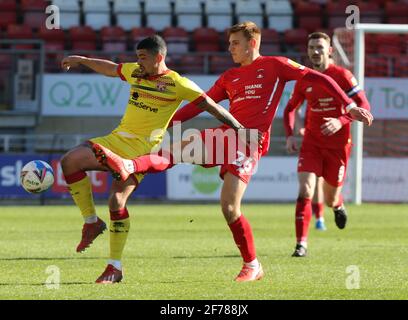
[298,142,352,187]
[198,126,262,184]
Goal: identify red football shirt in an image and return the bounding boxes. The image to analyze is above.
[284,64,369,148]
[171,56,355,154]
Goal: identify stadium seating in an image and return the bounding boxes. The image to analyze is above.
[0,0,17,29]
[294,1,323,32]
[101,26,127,52]
[393,55,408,78]
[358,2,383,24]
[284,28,308,53]
[69,26,97,51]
[326,1,349,29]
[235,0,264,29]
[260,28,281,55]
[376,34,403,56]
[52,0,80,30]
[193,27,220,52]
[365,55,392,77]
[145,0,172,31]
[130,27,156,49]
[209,55,237,74]
[174,0,203,32]
[83,0,111,30]
[205,0,233,32]
[38,25,65,51]
[385,1,408,24]
[113,0,142,31]
[7,24,34,49]
[162,27,189,54]
[21,0,48,29]
[178,54,205,74]
[265,0,293,32]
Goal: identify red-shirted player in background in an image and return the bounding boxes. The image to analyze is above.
[92,23,373,281]
[283,32,372,257]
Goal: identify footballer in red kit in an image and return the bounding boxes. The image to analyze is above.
[284,32,372,257]
[92,23,373,281]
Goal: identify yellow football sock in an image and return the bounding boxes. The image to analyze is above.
[67,175,96,219]
[109,218,130,261]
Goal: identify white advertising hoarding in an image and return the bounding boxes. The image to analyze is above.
[42,74,408,119]
[167,157,408,202]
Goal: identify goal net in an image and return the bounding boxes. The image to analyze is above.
[332,24,408,204]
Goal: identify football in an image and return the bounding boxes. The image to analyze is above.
[20,160,54,193]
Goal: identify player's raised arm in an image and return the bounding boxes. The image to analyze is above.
[61,55,119,77]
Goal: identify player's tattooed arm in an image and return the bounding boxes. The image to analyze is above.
[61,55,119,77]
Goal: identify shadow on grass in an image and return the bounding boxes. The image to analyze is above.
[0,257,103,261]
[172,254,240,259]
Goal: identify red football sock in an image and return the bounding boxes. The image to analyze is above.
[335,194,344,208]
[295,198,312,243]
[312,202,324,219]
[132,151,175,174]
[64,171,87,184]
[110,207,129,221]
[228,214,256,263]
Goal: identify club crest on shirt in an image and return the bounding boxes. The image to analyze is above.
[156,82,167,92]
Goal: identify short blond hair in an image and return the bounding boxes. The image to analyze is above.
[308,32,331,45]
[228,21,261,41]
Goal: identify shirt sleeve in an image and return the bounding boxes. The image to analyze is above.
[176,76,206,105]
[283,81,305,137]
[272,56,309,81]
[206,74,228,103]
[117,63,139,82]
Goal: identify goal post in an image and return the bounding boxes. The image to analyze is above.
[335,23,408,204]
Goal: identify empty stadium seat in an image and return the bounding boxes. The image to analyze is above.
[69,26,97,51]
[130,27,156,49]
[365,55,392,77]
[210,55,237,74]
[359,2,383,24]
[294,1,322,32]
[145,0,172,31]
[265,0,293,32]
[205,0,233,32]
[394,56,408,78]
[284,28,308,53]
[21,0,48,29]
[376,34,403,56]
[101,26,127,52]
[7,24,34,49]
[260,28,280,55]
[193,27,220,52]
[178,54,205,74]
[174,0,203,32]
[113,0,142,31]
[38,25,65,50]
[0,0,17,29]
[326,1,348,29]
[385,1,408,24]
[235,0,264,29]
[83,0,111,30]
[52,0,80,29]
[162,27,190,54]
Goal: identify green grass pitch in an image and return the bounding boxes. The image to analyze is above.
[0,203,407,300]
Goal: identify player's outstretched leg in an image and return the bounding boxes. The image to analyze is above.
[221,173,264,282]
[61,145,107,253]
[92,143,135,181]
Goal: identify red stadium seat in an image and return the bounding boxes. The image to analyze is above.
[101,26,127,52]
[376,34,403,56]
[177,54,205,74]
[193,27,220,52]
[130,27,156,48]
[358,1,383,23]
[394,56,408,78]
[38,26,65,50]
[7,24,34,49]
[0,12,17,29]
[365,55,392,77]
[294,1,323,32]
[21,0,48,29]
[365,34,378,55]
[385,1,408,24]
[209,55,237,74]
[284,29,308,53]
[326,1,349,29]
[163,27,189,54]
[261,28,281,55]
[69,26,97,51]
